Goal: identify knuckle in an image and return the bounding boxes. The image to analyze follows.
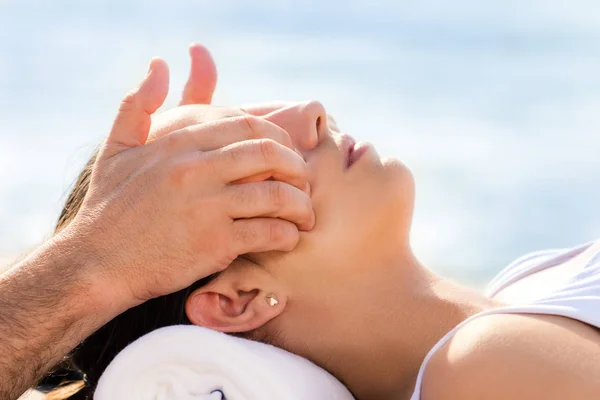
[258,138,280,163]
[119,91,138,112]
[165,159,194,187]
[239,115,292,149]
[160,130,184,151]
[268,182,288,207]
[268,220,286,243]
[194,150,211,169]
[269,221,297,249]
[239,115,263,139]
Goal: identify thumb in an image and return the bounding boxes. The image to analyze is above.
[103,58,170,158]
[179,43,217,105]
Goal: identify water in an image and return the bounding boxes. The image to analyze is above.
[1,0,600,286]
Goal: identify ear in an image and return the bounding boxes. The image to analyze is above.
[185,261,287,333]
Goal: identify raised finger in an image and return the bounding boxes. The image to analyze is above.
[179,43,217,106]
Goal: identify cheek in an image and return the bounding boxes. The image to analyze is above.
[271,159,415,283]
[321,159,415,249]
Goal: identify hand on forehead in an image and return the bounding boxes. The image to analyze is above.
[151,43,340,147]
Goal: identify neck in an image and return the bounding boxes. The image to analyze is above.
[312,251,498,400]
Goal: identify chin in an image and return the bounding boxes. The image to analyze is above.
[378,157,416,231]
[381,157,414,191]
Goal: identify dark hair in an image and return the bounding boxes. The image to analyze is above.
[39,151,217,399]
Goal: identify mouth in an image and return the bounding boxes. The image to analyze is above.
[341,134,356,169]
[348,142,372,168]
[341,134,374,169]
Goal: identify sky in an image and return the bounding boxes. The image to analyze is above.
[1,1,600,285]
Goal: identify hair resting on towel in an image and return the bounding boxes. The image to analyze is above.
[40,151,219,399]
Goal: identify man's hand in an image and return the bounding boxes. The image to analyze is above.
[71,57,314,308]
[0,50,314,400]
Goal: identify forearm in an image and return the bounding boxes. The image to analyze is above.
[0,233,119,400]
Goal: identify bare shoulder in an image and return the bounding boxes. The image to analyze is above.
[420,313,600,400]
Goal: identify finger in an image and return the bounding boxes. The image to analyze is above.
[179,43,217,106]
[226,181,315,231]
[231,173,311,197]
[163,116,294,153]
[240,101,296,116]
[230,218,300,254]
[211,139,308,192]
[103,58,170,158]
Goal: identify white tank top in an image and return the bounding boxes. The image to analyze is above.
[409,239,600,400]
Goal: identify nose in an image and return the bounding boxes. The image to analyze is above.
[262,100,328,151]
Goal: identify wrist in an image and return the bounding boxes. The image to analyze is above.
[48,227,132,325]
[0,231,125,395]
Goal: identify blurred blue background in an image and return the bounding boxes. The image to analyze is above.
[1,1,600,286]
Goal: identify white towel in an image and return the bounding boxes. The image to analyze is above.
[94,325,354,400]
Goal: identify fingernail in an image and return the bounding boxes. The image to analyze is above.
[305,181,311,196]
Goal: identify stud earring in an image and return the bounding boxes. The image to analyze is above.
[265,293,279,307]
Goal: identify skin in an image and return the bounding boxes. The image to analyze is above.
[182,102,495,398]
[5,44,600,400]
[181,101,600,399]
[0,45,317,399]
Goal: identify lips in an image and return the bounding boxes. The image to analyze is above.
[341,134,356,169]
[340,134,374,168]
[348,142,370,167]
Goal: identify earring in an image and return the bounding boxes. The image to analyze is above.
[265,293,279,307]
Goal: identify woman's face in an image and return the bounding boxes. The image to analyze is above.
[241,102,416,367]
[153,101,415,380]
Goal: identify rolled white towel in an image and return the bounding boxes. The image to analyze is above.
[95,325,354,400]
